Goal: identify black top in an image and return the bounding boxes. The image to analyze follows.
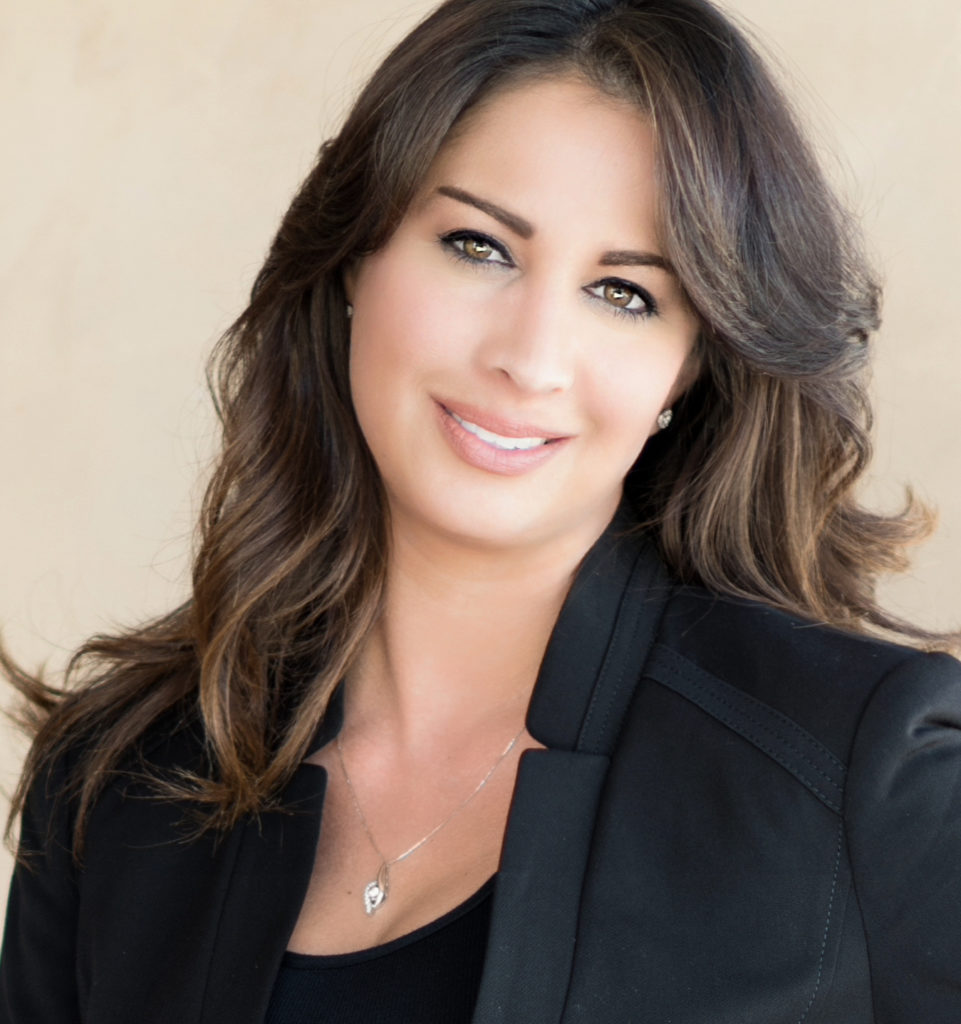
[264,879,495,1024]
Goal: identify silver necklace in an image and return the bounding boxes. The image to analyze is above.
[335,724,525,916]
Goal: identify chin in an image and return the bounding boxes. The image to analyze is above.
[387,486,621,556]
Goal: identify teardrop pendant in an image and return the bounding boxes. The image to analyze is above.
[363,864,390,915]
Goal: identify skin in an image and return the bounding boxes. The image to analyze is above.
[288,74,700,954]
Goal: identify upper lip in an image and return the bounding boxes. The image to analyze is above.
[437,399,571,441]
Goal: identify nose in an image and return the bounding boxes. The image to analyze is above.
[479,279,575,394]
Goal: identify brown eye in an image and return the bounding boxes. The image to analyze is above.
[604,283,633,307]
[585,279,656,318]
[443,231,512,267]
[464,238,494,260]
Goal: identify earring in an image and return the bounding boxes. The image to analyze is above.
[346,303,354,318]
[656,409,673,431]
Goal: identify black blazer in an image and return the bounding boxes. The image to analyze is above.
[3,526,961,1023]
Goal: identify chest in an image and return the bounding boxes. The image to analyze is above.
[285,748,520,954]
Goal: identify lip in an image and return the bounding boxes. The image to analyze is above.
[434,399,572,476]
[437,399,570,441]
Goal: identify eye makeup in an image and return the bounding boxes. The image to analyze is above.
[440,229,514,268]
[584,278,658,320]
[438,228,660,321]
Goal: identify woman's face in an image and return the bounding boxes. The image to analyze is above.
[347,75,700,554]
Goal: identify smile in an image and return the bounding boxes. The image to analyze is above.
[436,400,570,476]
[449,412,548,451]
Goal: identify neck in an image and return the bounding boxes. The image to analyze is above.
[346,516,607,746]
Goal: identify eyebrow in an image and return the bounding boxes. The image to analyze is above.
[437,185,534,239]
[599,250,674,274]
[435,184,674,274]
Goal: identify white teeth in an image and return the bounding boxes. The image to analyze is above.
[451,411,548,451]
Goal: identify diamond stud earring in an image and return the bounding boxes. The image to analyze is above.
[656,409,673,431]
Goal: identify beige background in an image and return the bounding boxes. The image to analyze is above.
[1,1,958,917]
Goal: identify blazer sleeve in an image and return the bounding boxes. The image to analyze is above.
[846,649,961,1021]
[0,756,82,1024]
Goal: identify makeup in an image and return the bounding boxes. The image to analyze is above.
[434,400,570,476]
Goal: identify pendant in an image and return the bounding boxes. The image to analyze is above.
[363,880,386,915]
[363,863,390,916]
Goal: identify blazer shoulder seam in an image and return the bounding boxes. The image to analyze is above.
[644,643,845,813]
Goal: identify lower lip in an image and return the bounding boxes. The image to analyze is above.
[435,403,569,476]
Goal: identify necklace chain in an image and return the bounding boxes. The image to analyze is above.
[335,723,525,916]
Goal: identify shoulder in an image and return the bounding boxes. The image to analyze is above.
[15,698,207,865]
[645,584,960,768]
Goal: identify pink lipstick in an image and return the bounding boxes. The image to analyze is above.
[435,400,571,476]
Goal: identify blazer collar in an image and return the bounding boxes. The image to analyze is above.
[526,517,671,750]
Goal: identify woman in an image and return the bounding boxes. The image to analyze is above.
[2,0,960,1021]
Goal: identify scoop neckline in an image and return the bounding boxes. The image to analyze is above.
[282,874,496,968]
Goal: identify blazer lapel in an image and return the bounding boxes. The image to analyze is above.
[199,765,326,1024]
[472,525,671,1024]
[200,691,344,1024]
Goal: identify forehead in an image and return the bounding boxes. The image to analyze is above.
[418,74,660,243]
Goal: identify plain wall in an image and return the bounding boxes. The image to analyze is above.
[1,0,958,918]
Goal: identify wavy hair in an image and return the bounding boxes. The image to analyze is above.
[5,0,950,855]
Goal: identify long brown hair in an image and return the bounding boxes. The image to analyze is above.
[5,0,953,855]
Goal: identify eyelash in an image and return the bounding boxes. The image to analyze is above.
[438,230,658,320]
[441,230,514,269]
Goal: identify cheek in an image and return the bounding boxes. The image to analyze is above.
[350,239,481,375]
[348,244,473,440]
[589,342,693,447]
